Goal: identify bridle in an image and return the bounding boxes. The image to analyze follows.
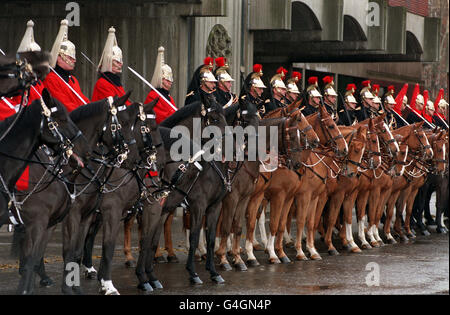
[0,55,36,97]
[362,130,382,170]
[317,110,345,156]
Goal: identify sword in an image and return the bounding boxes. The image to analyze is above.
[0,48,5,56]
[406,104,435,129]
[127,66,177,112]
[435,114,449,129]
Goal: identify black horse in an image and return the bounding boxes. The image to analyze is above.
[1,89,89,229]
[0,51,50,98]
[10,93,136,294]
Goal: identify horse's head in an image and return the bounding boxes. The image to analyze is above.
[38,88,89,169]
[101,91,140,169]
[308,104,348,157]
[430,130,447,175]
[366,119,382,169]
[18,51,51,81]
[342,125,367,178]
[280,111,305,169]
[292,109,319,149]
[373,116,399,157]
[412,122,434,160]
[389,143,409,177]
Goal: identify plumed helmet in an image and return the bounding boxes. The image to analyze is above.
[17,20,41,53]
[199,57,217,83]
[345,84,357,103]
[151,46,173,89]
[426,100,435,111]
[286,71,301,94]
[323,76,337,96]
[214,57,234,82]
[50,19,76,68]
[250,64,266,89]
[360,80,373,99]
[416,94,424,105]
[307,77,322,98]
[270,67,287,89]
[98,27,123,73]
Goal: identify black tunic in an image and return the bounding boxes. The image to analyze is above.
[214,88,235,108]
[337,108,357,126]
[301,103,319,117]
[433,115,448,129]
[354,105,371,122]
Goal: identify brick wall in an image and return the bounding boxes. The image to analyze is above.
[389,0,429,16]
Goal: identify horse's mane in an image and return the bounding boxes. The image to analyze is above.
[69,100,106,124]
[160,101,202,128]
[0,99,41,134]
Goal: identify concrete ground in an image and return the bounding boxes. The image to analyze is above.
[0,194,448,295]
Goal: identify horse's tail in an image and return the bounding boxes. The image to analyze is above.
[10,224,25,259]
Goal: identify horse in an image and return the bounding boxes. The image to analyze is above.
[243,104,348,265]
[0,51,50,98]
[9,94,133,295]
[1,88,88,229]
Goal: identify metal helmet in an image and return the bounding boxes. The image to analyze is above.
[360,80,374,100]
[250,64,266,89]
[345,84,357,104]
[286,71,301,94]
[323,76,337,96]
[307,77,322,98]
[98,27,123,73]
[214,57,234,82]
[416,94,424,105]
[50,19,76,68]
[270,67,287,89]
[151,46,174,89]
[200,57,217,83]
[17,20,41,53]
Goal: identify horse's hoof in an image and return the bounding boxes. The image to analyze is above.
[167,255,179,263]
[125,260,136,268]
[234,263,248,272]
[154,256,167,264]
[211,275,225,284]
[201,254,207,261]
[296,254,309,261]
[269,257,281,264]
[194,254,202,262]
[400,235,409,243]
[252,243,264,251]
[436,227,448,234]
[189,276,203,285]
[137,282,153,294]
[342,243,351,251]
[360,243,372,250]
[350,246,362,253]
[328,249,339,256]
[279,256,291,264]
[40,277,54,287]
[247,259,260,267]
[220,263,232,271]
[310,254,322,261]
[150,280,163,290]
[85,271,97,280]
[420,229,431,236]
[406,233,416,239]
[378,240,386,246]
[370,241,380,248]
[425,219,437,226]
[386,238,397,245]
[284,241,295,249]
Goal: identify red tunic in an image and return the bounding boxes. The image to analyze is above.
[92,77,131,105]
[43,71,90,112]
[144,90,177,124]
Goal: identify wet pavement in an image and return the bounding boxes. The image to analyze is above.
[0,197,448,295]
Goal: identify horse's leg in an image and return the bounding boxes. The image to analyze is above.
[215,210,223,252]
[124,215,136,268]
[294,193,311,261]
[82,212,103,278]
[404,188,420,238]
[324,192,346,255]
[366,186,381,248]
[394,190,408,242]
[284,203,295,248]
[35,226,57,287]
[356,190,371,249]
[266,194,285,264]
[185,203,207,284]
[305,196,322,260]
[274,196,294,263]
[256,203,268,250]
[204,203,225,284]
[245,192,265,266]
[342,189,361,253]
[216,204,233,271]
[230,197,249,271]
[436,177,449,233]
[385,189,399,244]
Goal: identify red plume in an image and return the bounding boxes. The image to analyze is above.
[276,67,288,78]
[372,84,380,93]
[253,64,263,74]
[308,76,318,85]
[204,57,214,66]
[423,90,429,106]
[346,83,356,91]
[291,71,302,82]
[215,57,225,68]
[388,85,395,93]
[394,83,409,114]
[362,80,371,88]
[434,88,444,112]
[410,83,420,111]
[323,76,334,84]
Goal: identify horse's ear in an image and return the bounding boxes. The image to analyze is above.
[117,90,132,105]
[416,121,425,128]
[144,97,158,113]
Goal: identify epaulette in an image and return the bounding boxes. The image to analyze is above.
[378,110,384,114]
[186,91,194,97]
[265,99,270,104]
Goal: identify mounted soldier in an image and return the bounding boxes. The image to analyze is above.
[355,80,374,121]
[433,89,448,129]
[301,76,322,116]
[322,75,338,120]
[285,71,301,104]
[213,57,237,109]
[371,84,385,117]
[337,83,358,126]
[43,19,90,112]
[405,84,425,125]
[382,85,402,129]
[92,27,130,105]
[264,67,288,114]
[144,46,177,124]
[184,57,217,106]
[0,20,45,117]
[240,64,267,117]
